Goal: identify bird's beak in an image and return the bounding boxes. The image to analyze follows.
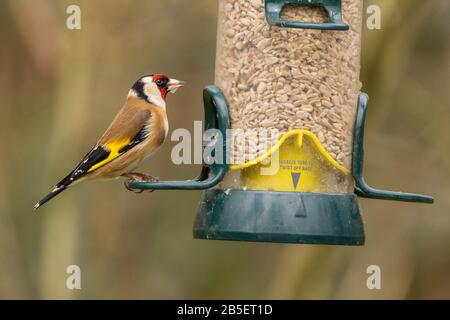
[167,78,185,94]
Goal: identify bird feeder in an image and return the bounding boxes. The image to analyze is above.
[130,0,433,245]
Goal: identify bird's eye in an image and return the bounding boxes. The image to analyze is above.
[155,77,169,89]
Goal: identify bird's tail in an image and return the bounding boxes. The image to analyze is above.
[34,173,77,211]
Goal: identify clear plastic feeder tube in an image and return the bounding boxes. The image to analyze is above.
[215,0,363,194]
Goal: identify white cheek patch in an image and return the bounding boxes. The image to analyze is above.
[143,81,166,109]
[141,76,152,84]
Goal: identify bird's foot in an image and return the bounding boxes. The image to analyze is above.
[125,172,160,182]
[122,172,159,193]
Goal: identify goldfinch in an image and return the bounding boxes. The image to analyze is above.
[34,73,185,210]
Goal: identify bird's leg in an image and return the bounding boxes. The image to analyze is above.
[121,172,160,193]
[125,172,160,182]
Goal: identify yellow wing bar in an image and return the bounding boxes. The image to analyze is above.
[88,139,131,172]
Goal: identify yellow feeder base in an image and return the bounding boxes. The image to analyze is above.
[229,130,351,193]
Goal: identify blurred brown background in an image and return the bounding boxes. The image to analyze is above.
[0,0,449,299]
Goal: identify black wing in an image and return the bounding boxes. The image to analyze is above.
[34,146,109,209]
[34,113,151,210]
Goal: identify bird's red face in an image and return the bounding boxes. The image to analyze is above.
[152,74,169,101]
[152,74,185,101]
